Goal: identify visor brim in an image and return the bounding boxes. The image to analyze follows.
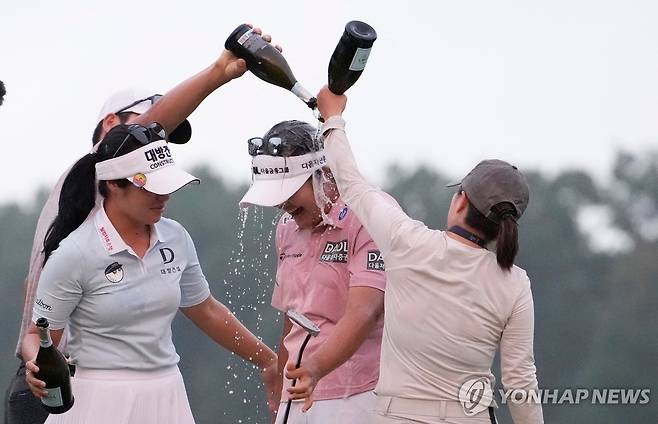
[128,166,200,195]
[239,173,311,208]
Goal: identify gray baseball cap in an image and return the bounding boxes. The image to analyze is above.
[447,159,530,222]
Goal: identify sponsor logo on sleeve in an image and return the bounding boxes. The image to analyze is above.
[104,262,124,283]
[367,250,386,271]
[35,298,53,311]
[320,240,349,263]
[338,207,349,221]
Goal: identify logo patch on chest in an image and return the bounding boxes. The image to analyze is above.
[104,262,124,283]
[320,240,349,263]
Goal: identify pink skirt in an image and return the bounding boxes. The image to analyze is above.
[45,366,195,424]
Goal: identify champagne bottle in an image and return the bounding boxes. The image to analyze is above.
[328,21,377,95]
[35,318,74,414]
[225,24,317,110]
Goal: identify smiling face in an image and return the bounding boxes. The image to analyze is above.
[279,178,323,230]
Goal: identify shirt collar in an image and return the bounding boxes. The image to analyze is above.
[94,203,165,255]
[94,205,129,255]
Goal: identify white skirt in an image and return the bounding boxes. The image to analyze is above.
[45,365,195,424]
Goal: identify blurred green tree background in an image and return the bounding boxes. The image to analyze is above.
[1,152,656,423]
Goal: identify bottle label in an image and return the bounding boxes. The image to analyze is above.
[42,387,64,407]
[349,47,372,71]
[237,29,254,46]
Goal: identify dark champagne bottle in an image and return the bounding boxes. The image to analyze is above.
[225,24,317,109]
[35,318,74,414]
[328,21,377,95]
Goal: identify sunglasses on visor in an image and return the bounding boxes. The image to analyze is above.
[115,94,163,114]
[112,123,167,158]
[248,136,305,157]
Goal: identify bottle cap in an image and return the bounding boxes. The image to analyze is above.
[344,21,377,47]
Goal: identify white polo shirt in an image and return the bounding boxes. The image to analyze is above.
[32,205,210,370]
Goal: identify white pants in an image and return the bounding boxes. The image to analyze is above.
[275,390,376,424]
[373,396,494,424]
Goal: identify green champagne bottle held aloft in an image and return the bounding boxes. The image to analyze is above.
[35,318,74,414]
[225,24,318,110]
[328,21,377,95]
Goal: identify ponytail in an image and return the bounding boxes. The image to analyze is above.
[494,212,519,271]
[464,200,520,272]
[43,153,100,263]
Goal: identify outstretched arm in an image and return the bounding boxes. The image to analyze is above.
[134,26,279,134]
[181,295,278,412]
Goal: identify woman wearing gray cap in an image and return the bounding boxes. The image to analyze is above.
[22,124,278,423]
[310,87,544,424]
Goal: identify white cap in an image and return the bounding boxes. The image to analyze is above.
[96,139,199,195]
[239,151,327,208]
[96,88,158,122]
[96,88,192,145]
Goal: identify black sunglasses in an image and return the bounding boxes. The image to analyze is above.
[248,136,309,157]
[112,123,167,158]
[115,94,163,114]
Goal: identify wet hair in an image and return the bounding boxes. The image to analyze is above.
[43,125,144,263]
[462,189,519,271]
[263,120,321,156]
[91,112,135,146]
[0,80,6,106]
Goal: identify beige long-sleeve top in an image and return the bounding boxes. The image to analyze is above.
[322,116,543,424]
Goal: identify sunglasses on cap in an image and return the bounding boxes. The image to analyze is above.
[115,94,162,114]
[112,123,167,158]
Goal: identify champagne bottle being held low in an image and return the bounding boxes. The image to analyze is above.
[35,317,74,414]
[328,21,377,95]
[225,24,318,110]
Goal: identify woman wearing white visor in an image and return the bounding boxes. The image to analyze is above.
[315,87,544,424]
[241,120,392,424]
[22,123,278,423]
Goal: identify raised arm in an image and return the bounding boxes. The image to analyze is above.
[134,27,278,134]
[317,86,425,261]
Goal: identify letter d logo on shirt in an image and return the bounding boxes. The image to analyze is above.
[160,248,175,264]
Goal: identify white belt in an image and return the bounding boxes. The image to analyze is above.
[375,396,491,419]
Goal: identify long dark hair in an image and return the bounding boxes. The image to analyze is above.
[464,194,519,271]
[43,125,143,263]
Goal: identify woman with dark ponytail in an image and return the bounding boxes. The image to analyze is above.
[43,152,101,264]
[22,124,278,424]
[315,87,544,424]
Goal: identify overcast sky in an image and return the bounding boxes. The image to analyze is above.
[2,0,657,204]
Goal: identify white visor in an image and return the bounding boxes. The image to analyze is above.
[240,151,327,208]
[95,140,199,195]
